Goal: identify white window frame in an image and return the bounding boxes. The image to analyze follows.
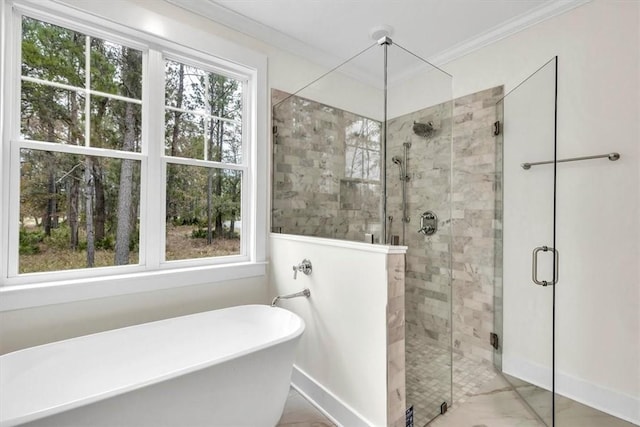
[0,0,268,311]
[160,52,250,267]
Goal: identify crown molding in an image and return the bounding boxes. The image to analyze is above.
[165,0,343,70]
[166,0,389,88]
[166,0,592,86]
[428,0,592,66]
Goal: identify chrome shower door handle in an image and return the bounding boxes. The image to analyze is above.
[532,246,559,286]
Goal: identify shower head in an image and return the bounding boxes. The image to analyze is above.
[413,121,436,138]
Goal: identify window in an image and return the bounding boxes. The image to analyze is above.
[163,58,245,262]
[0,1,267,304]
[18,17,144,274]
[344,117,380,181]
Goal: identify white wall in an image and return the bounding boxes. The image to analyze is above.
[439,0,639,423]
[270,234,401,427]
[0,277,267,353]
[387,64,453,119]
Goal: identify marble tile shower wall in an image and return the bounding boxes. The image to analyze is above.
[388,86,504,364]
[387,253,406,427]
[387,103,453,351]
[387,102,454,427]
[451,86,503,365]
[271,89,382,241]
[272,86,503,367]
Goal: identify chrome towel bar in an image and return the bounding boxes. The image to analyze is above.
[521,152,620,170]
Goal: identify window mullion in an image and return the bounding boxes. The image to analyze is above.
[3,12,22,278]
[20,76,142,105]
[16,139,145,160]
[165,105,238,125]
[204,74,210,161]
[144,49,164,268]
[242,79,251,260]
[84,35,91,147]
[163,156,246,171]
[7,144,21,277]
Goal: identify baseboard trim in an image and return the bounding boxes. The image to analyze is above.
[503,357,639,425]
[290,365,373,427]
[556,371,640,426]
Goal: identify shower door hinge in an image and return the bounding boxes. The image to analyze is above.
[490,332,499,350]
[440,401,448,415]
[405,405,413,427]
[272,125,278,135]
[493,120,501,135]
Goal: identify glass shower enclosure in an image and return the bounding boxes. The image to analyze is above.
[386,43,454,425]
[271,38,454,426]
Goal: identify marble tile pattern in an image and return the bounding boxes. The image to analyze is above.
[450,86,504,366]
[386,86,504,369]
[386,101,454,352]
[386,86,503,425]
[430,374,545,427]
[405,332,452,424]
[271,89,382,241]
[405,331,499,425]
[387,253,406,427]
[272,86,506,425]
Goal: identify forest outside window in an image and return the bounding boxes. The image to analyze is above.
[344,117,380,181]
[18,17,143,274]
[163,59,245,262]
[3,9,256,284]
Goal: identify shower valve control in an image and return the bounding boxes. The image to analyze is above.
[292,259,312,279]
[418,211,438,236]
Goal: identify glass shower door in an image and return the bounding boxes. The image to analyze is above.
[385,41,453,426]
[495,57,558,426]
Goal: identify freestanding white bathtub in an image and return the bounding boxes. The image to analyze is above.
[0,304,305,427]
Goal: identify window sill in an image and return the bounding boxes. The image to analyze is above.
[0,262,267,312]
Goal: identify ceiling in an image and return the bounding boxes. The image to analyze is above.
[168,0,588,85]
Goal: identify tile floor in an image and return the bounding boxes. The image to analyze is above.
[502,374,637,427]
[280,374,638,427]
[430,373,638,427]
[405,335,451,423]
[277,388,336,427]
[406,332,499,425]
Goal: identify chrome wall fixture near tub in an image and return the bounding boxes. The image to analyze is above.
[0,305,305,427]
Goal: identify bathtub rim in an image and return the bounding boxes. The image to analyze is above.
[0,304,305,427]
